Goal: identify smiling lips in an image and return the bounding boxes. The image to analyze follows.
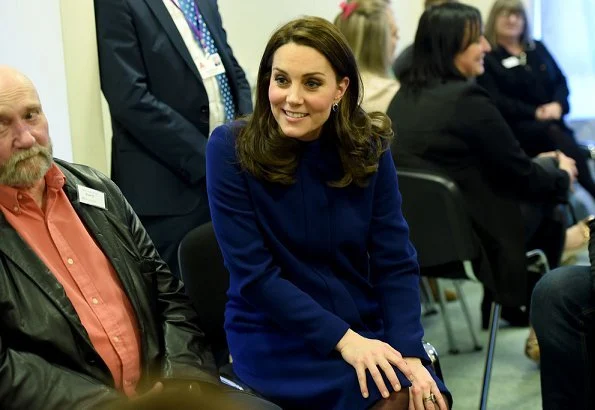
[283,109,308,119]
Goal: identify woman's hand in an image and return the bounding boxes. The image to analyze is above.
[536,102,563,120]
[336,329,413,399]
[405,358,448,410]
[557,151,578,185]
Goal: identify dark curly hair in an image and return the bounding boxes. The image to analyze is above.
[236,16,392,188]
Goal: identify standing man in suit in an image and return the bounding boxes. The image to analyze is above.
[94,0,252,277]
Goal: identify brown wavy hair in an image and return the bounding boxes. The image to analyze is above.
[236,16,392,188]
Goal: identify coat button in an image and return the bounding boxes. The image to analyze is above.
[199,105,209,122]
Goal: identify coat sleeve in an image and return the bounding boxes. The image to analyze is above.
[367,150,429,362]
[117,184,220,384]
[94,0,207,184]
[0,344,121,410]
[454,85,569,202]
[477,53,538,121]
[206,126,350,356]
[536,41,570,114]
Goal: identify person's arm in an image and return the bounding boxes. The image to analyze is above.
[367,151,428,361]
[476,54,538,120]
[206,125,350,356]
[94,0,207,184]
[0,344,121,409]
[536,41,570,114]
[117,187,219,384]
[455,84,569,201]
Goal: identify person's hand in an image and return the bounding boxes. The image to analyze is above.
[557,151,577,186]
[536,102,563,120]
[336,329,413,399]
[404,358,448,410]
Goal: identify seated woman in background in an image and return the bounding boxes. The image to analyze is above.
[389,2,575,359]
[477,0,595,201]
[206,16,450,410]
[334,0,400,113]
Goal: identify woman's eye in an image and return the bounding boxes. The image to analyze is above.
[305,80,321,89]
[274,76,288,86]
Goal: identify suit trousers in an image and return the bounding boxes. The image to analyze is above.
[532,265,595,410]
[140,186,211,278]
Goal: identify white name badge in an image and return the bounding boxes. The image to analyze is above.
[77,185,106,209]
[197,53,226,79]
[501,56,521,69]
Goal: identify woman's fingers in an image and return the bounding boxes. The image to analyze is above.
[355,364,369,398]
[377,357,401,392]
[366,357,390,398]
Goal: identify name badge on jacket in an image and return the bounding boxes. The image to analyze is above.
[77,185,106,209]
[501,56,521,69]
[198,53,226,79]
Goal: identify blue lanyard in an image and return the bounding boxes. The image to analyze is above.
[169,0,208,50]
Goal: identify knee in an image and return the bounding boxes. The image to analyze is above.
[531,266,590,329]
[370,389,409,410]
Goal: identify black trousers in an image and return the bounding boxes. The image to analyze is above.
[140,188,211,279]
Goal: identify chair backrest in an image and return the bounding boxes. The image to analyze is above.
[397,167,481,278]
[178,221,229,366]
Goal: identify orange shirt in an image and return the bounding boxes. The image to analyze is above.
[0,164,141,396]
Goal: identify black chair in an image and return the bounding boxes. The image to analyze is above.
[396,167,549,410]
[178,221,445,385]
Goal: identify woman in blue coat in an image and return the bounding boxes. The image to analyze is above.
[206,16,450,410]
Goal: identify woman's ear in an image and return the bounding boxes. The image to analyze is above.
[335,76,350,101]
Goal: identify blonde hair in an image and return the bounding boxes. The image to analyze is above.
[334,0,393,76]
[484,0,532,48]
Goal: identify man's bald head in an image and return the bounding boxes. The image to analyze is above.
[0,66,53,188]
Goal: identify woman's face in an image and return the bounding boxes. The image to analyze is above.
[268,42,349,142]
[495,9,525,41]
[454,35,492,78]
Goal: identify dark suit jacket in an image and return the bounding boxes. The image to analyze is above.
[388,79,569,306]
[0,160,218,409]
[477,40,571,144]
[94,0,252,217]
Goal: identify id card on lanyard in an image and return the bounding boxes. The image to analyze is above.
[170,0,226,79]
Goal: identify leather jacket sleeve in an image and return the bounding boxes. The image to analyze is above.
[120,192,219,384]
[0,347,120,409]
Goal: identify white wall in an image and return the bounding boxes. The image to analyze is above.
[0,0,73,162]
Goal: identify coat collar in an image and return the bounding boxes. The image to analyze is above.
[144,0,233,87]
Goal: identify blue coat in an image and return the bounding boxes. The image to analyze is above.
[206,123,449,409]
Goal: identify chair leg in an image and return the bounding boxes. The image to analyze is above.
[420,277,438,316]
[479,302,501,410]
[435,279,459,354]
[451,280,482,351]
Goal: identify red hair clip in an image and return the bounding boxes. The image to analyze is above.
[340,1,358,20]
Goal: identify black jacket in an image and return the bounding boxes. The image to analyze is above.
[477,40,570,140]
[0,160,218,409]
[95,0,253,217]
[388,79,569,305]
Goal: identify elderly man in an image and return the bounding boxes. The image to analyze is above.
[0,66,274,409]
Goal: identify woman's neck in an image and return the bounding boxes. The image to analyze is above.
[498,36,523,54]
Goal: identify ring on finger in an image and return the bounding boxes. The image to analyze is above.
[423,392,437,403]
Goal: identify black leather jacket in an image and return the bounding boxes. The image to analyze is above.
[0,160,217,409]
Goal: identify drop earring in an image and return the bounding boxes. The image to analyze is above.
[332,102,339,112]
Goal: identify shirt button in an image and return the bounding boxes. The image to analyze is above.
[17,194,23,200]
[12,206,19,213]
[113,336,120,343]
[91,297,99,305]
[67,258,74,265]
[124,380,132,386]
